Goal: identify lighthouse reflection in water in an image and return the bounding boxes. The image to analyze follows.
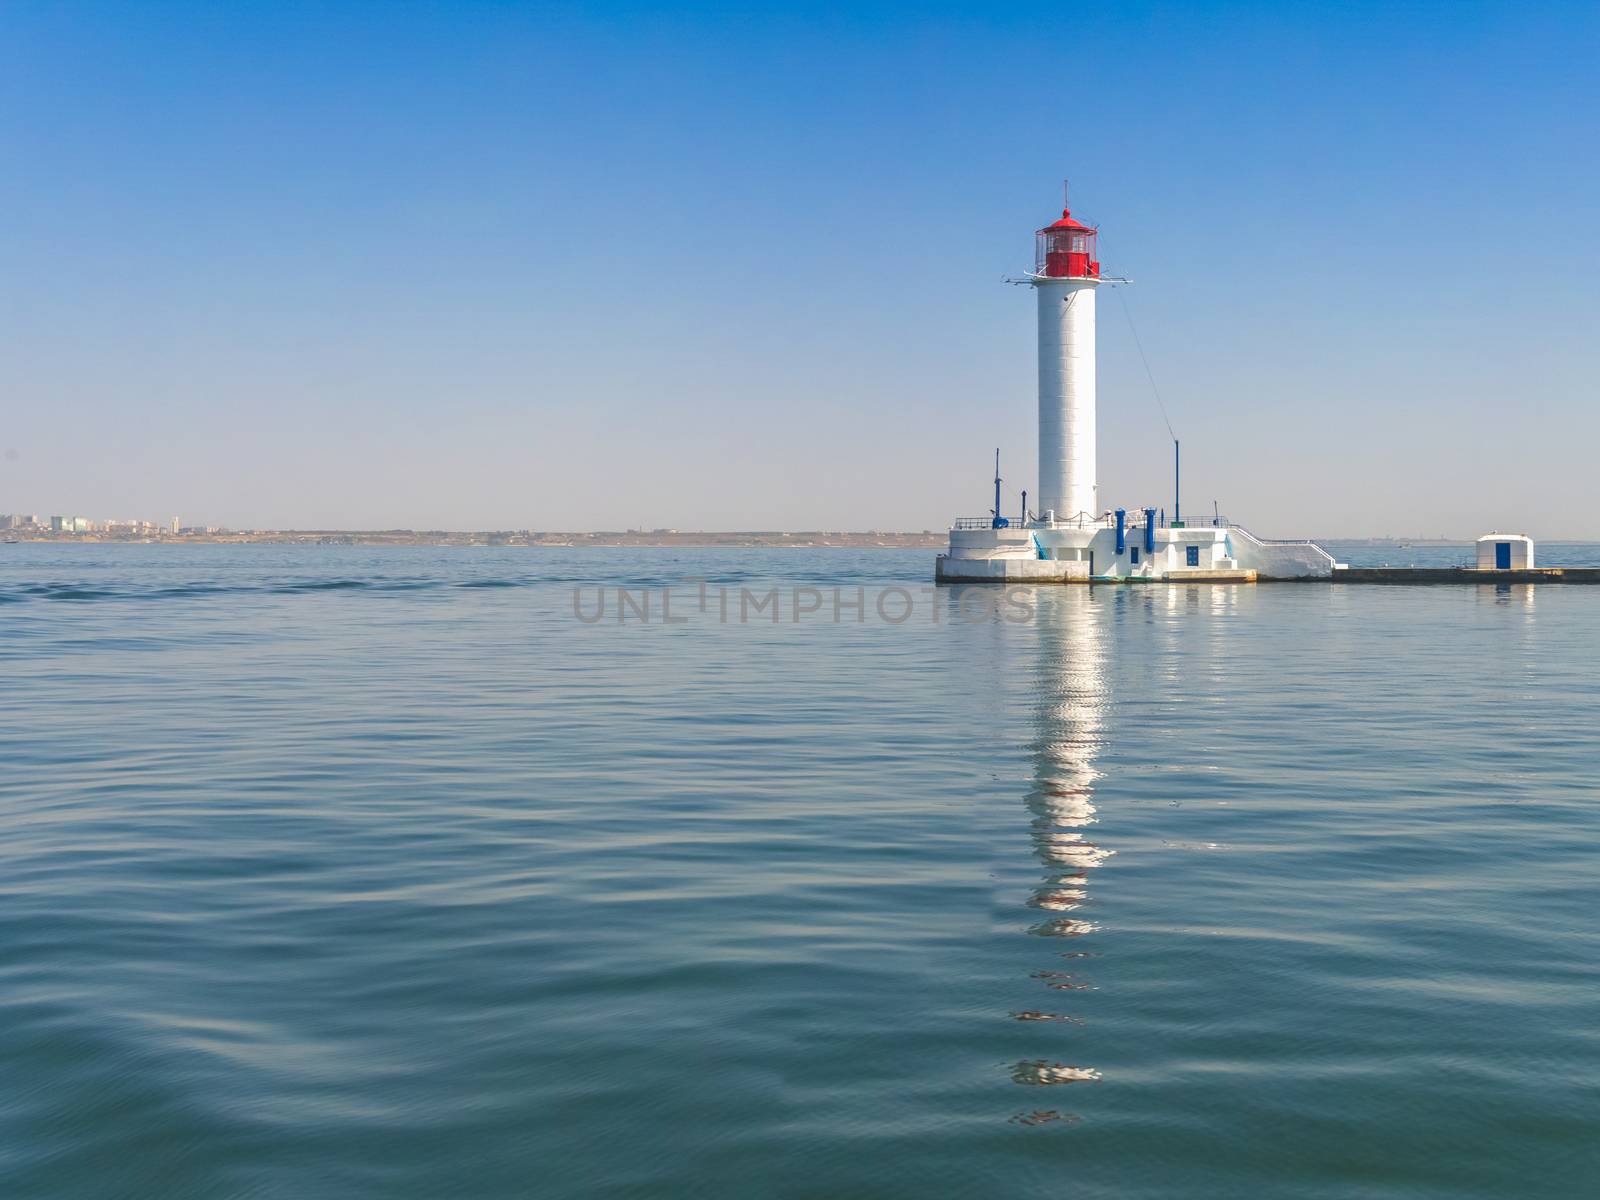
[1004,587,1110,1122]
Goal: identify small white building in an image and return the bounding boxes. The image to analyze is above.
[1476,533,1534,570]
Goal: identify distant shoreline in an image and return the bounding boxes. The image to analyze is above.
[6,531,949,548]
[2,532,1496,549]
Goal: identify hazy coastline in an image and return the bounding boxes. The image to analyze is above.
[2,530,1495,549]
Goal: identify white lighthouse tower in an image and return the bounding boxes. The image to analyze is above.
[1033,197,1103,524]
[935,185,1341,583]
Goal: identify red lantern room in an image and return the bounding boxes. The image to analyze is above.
[1035,206,1100,279]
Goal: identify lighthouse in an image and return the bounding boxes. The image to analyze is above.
[1034,200,1102,523]
[935,184,1341,583]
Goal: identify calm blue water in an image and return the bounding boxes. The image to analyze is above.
[2,545,1597,1199]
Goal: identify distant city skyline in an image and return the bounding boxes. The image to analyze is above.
[2,2,1596,537]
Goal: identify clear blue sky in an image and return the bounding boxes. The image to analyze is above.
[2,1,1595,535]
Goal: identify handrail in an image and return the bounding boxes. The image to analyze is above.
[1228,523,1328,548]
[1035,511,1116,529]
[948,512,1331,553]
[952,517,1017,531]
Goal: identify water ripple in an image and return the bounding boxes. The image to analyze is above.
[1,546,1597,1198]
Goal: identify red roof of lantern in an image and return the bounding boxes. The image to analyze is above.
[1039,207,1093,233]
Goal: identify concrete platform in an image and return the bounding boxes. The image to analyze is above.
[1113,569,1258,583]
[935,556,1089,584]
[934,557,1263,584]
[935,561,1600,586]
[1330,567,1600,584]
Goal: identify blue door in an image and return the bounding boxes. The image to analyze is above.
[1495,541,1512,570]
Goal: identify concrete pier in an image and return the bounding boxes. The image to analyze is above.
[933,557,1257,584]
[1327,567,1600,584]
[934,562,1600,586]
[1118,568,1258,583]
[934,556,1088,583]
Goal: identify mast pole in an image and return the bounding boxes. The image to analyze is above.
[992,448,1003,528]
[1174,438,1181,525]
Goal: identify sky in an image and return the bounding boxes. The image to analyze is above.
[2,1,1596,537]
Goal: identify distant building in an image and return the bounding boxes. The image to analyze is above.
[0,514,14,530]
[50,516,66,532]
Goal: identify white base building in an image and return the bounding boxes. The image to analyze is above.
[937,513,1341,583]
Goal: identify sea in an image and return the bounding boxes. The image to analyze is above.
[2,543,1597,1199]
